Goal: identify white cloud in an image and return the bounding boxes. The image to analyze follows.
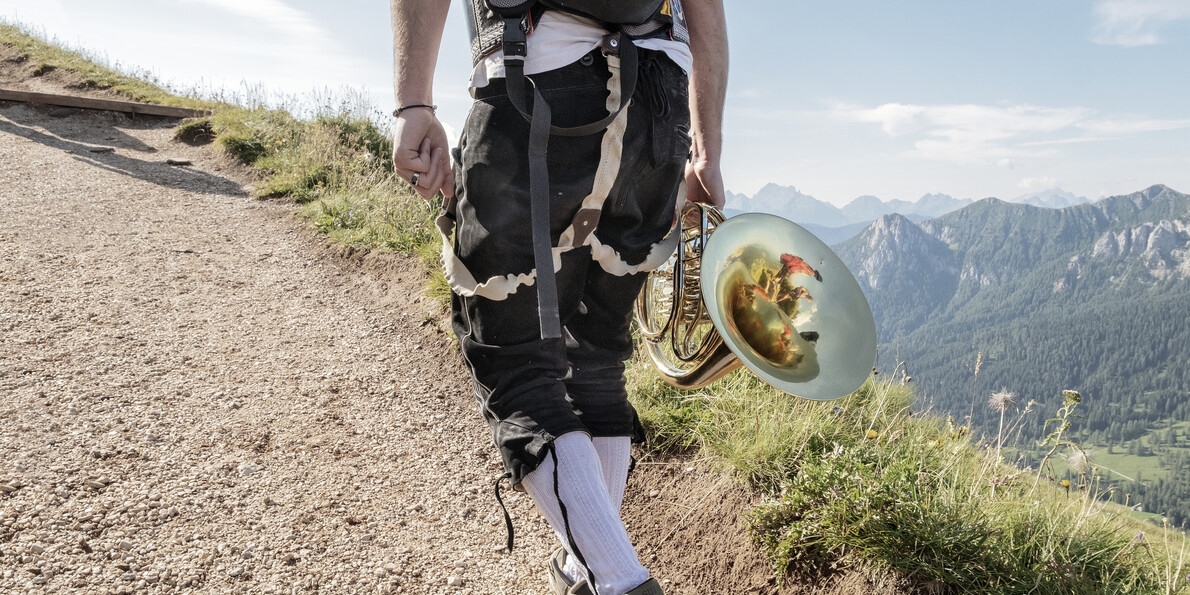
[1018,177,1060,191]
[830,102,1190,165]
[1092,0,1190,46]
[831,102,1091,163]
[1017,136,1114,147]
[184,0,328,40]
[836,103,1090,139]
[1077,116,1190,134]
[842,103,928,136]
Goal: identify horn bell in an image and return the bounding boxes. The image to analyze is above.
[635,203,876,401]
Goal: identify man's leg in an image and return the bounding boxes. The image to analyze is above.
[550,435,630,587]
[450,53,615,481]
[543,49,692,593]
[593,436,632,511]
[452,50,687,595]
[562,264,653,505]
[521,432,649,595]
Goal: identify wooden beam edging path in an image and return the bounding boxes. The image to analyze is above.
[0,87,211,119]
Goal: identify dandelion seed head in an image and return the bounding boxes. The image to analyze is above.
[1065,450,1090,473]
[988,389,1018,413]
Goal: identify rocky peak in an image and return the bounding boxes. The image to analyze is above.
[1090,219,1190,281]
[851,214,955,290]
[863,213,917,247]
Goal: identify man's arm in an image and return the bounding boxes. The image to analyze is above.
[682,0,728,209]
[391,0,454,200]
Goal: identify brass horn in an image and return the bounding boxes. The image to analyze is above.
[635,203,877,400]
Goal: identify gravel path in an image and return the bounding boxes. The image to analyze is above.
[0,103,565,594]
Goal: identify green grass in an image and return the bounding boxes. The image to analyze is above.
[11,23,1189,594]
[1079,449,1169,482]
[1066,419,1190,483]
[630,364,1190,592]
[1,21,215,110]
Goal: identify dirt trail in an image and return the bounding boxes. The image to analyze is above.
[1,97,566,591]
[0,66,900,592]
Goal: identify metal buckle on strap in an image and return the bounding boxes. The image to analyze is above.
[600,33,622,56]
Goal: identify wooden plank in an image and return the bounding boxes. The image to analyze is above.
[0,88,210,119]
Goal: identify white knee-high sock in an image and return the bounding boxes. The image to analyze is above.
[593,436,632,512]
[562,436,633,585]
[522,432,649,595]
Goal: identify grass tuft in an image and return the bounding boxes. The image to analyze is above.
[173,118,215,145]
[629,360,1189,592]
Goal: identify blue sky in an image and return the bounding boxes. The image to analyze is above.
[3,0,1188,205]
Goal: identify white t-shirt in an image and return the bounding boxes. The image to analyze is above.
[469,11,693,90]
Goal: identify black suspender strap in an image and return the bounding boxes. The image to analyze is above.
[502,18,638,138]
[501,17,560,340]
[500,17,639,340]
[528,82,561,339]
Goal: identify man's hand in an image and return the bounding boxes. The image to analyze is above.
[392,108,454,201]
[391,0,452,202]
[683,0,728,210]
[685,145,725,209]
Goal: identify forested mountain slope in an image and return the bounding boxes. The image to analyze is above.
[836,184,1190,525]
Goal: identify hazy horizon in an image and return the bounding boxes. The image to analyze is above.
[2,0,1188,206]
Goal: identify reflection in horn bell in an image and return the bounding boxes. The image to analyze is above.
[721,261,820,380]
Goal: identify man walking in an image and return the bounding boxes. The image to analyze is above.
[390,1,726,593]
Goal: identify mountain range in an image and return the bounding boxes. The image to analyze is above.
[725,184,1092,244]
[831,184,1190,525]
